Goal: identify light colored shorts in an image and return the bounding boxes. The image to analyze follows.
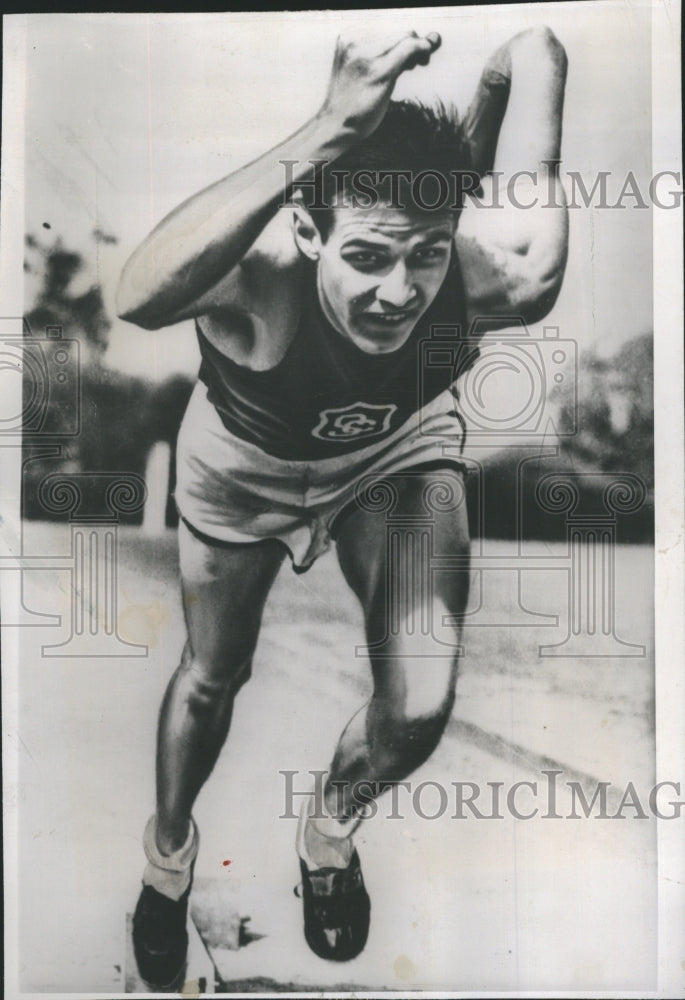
[175,382,467,572]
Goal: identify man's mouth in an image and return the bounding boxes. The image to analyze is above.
[361,309,417,327]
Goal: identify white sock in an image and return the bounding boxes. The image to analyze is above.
[142,815,199,901]
[296,792,360,871]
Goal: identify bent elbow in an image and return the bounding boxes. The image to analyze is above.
[517,272,565,326]
[115,274,164,330]
[517,226,569,325]
[116,307,159,331]
[116,303,160,331]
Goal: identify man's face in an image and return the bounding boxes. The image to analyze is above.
[316,205,456,354]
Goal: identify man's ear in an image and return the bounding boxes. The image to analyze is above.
[291,192,322,261]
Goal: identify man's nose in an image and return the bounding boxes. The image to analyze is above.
[377,262,417,309]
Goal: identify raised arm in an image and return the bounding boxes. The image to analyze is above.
[116,32,442,330]
[456,27,569,328]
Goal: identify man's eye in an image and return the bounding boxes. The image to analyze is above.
[413,247,448,264]
[345,251,382,266]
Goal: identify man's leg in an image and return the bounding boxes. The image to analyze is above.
[156,522,286,852]
[134,522,285,986]
[324,466,470,825]
[295,467,469,962]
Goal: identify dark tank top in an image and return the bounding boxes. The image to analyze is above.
[197,258,477,461]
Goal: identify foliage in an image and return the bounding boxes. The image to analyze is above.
[469,334,654,541]
[24,234,111,357]
[22,233,194,525]
[555,334,653,490]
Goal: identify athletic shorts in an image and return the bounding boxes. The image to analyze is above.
[175,382,467,573]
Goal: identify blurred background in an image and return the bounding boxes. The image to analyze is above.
[18,6,654,540]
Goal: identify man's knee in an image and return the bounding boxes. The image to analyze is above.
[179,643,253,713]
[378,706,452,774]
[376,663,456,764]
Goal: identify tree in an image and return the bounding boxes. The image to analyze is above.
[22,231,194,526]
[556,333,654,491]
[24,233,111,358]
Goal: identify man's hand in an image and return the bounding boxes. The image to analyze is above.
[117,29,443,330]
[320,32,441,140]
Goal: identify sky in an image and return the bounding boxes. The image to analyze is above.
[13,3,655,381]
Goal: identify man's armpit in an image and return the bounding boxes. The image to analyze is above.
[195,306,258,362]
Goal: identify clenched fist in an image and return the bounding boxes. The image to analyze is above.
[320,31,442,140]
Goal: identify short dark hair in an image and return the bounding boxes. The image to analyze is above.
[305,99,472,240]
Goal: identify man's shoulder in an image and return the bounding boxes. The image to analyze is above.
[196,209,303,321]
[196,210,306,365]
[241,208,301,278]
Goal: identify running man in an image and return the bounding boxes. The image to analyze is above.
[117,26,568,988]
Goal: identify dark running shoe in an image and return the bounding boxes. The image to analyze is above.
[297,849,371,961]
[132,883,190,990]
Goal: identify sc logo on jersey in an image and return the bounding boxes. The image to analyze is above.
[312,402,397,441]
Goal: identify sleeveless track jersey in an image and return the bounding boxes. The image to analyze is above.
[196,258,477,461]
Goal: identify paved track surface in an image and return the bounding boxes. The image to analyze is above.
[12,524,656,993]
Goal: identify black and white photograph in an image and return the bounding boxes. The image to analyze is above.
[1,4,683,997]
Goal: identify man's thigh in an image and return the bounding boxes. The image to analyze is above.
[335,466,470,716]
[335,466,470,612]
[178,519,286,676]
